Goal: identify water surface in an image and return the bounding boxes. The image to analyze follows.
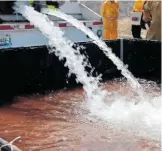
[0,80,160,151]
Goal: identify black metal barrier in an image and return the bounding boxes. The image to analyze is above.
[123,39,161,80]
[0,39,161,105]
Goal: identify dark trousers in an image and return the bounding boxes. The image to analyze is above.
[132,25,142,39]
[32,2,41,12]
[132,15,151,39]
[46,1,59,8]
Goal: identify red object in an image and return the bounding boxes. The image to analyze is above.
[59,23,67,27]
[25,24,34,29]
[0,21,103,31]
[132,17,139,21]
[93,21,103,25]
[0,25,14,30]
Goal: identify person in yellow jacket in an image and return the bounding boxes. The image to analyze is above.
[28,0,41,12]
[46,1,59,10]
[29,0,34,6]
[100,0,119,40]
[131,0,150,39]
[132,0,145,12]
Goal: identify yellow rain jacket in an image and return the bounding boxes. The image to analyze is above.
[100,0,119,40]
[132,0,145,12]
[48,5,56,10]
[29,0,34,5]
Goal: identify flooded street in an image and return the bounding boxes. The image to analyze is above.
[0,80,161,151]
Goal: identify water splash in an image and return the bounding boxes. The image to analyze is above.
[48,9,161,142]
[14,3,161,143]
[14,3,106,103]
[46,9,146,104]
[86,80,161,141]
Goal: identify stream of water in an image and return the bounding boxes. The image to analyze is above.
[45,9,146,104]
[10,3,162,150]
[0,80,161,151]
[14,3,107,105]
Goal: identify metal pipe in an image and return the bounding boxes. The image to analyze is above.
[120,38,124,61]
[0,138,22,151]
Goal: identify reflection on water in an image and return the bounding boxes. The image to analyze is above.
[0,80,161,151]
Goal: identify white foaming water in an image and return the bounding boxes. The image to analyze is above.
[88,81,161,141]
[14,4,161,143]
[46,9,145,104]
[14,3,106,103]
[90,96,161,141]
[43,11,162,141]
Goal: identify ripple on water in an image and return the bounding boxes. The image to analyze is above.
[0,80,161,151]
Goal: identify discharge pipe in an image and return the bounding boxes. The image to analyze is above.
[0,137,22,151]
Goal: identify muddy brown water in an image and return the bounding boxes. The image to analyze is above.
[0,80,161,151]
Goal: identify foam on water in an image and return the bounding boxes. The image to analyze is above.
[14,3,161,142]
[88,81,161,141]
[46,9,146,104]
[90,97,161,140]
[43,10,162,141]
